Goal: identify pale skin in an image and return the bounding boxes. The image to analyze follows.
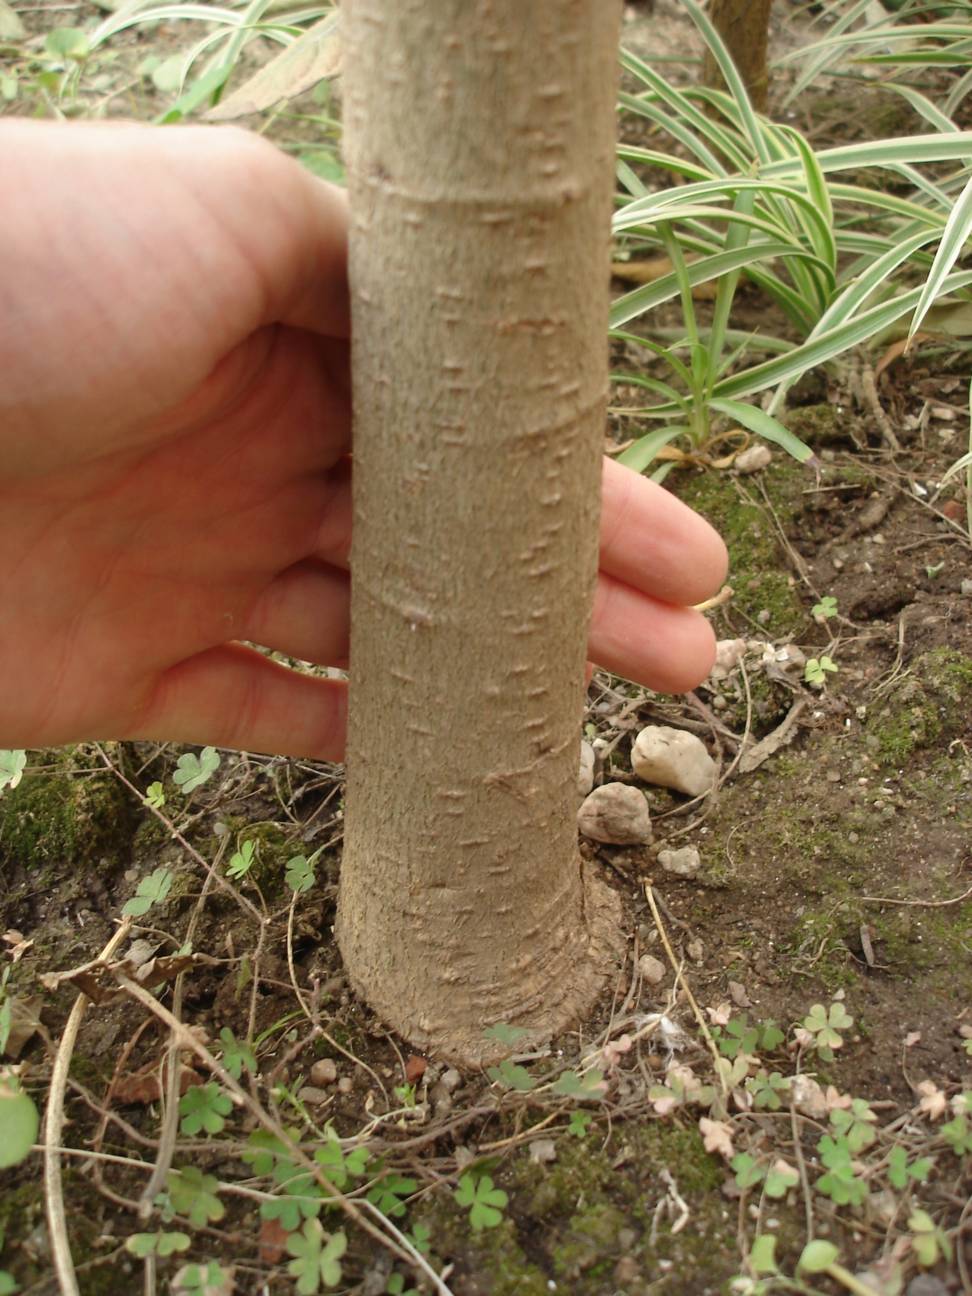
[0,120,728,761]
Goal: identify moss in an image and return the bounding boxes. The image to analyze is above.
[550,1203,628,1281]
[676,462,806,637]
[870,648,972,767]
[785,402,847,447]
[0,746,132,879]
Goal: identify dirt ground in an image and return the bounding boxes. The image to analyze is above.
[1,2,970,1294]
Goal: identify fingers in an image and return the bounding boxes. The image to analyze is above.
[133,643,347,761]
[599,458,728,607]
[241,560,350,665]
[589,572,717,694]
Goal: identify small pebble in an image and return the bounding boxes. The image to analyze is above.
[578,782,652,845]
[440,1068,462,1092]
[735,444,772,474]
[337,1076,353,1095]
[657,845,702,878]
[310,1058,338,1086]
[906,1277,950,1296]
[577,740,595,798]
[961,578,972,596]
[638,954,666,985]
[297,1086,331,1106]
[632,725,717,798]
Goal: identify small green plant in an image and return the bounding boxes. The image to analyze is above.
[178,1083,232,1137]
[887,1144,933,1190]
[366,1171,417,1219]
[0,1071,39,1169]
[386,1275,419,1296]
[941,1096,972,1156]
[122,865,174,918]
[217,1027,255,1080]
[712,1015,784,1060]
[805,655,838,687]
[125,1230,191,1258]
[830,1097,878,1153]
[482,1022,528,1047]
[171,1261,232,1296]
[226,839,255,880]
[314,1132,371,1189]
[144,780,166,809]
[800,1000,853,1059]
[285,853,317,894]
[0,750,26,795]
[286,1220,347,1294]
[393,1081,417,1108]
[730,1153,798,1198]
[908,1208,952,1267]
[568,1109,593,1137]
[454,1172,508,1231]
[551,1067,608,1099]
[816,1133,869,1207]
[163,1167,225,1228]
[173,745,220,795]
[487,1059,537,1092]
[812,595,838,620]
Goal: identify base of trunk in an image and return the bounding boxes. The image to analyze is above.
[337,862,624,1068]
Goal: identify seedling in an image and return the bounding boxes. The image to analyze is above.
[286,852,318,895]
[887,1144,932,1190]
[551,1067,608,1099]
[454,1172,508,1231]
[122,865,173,918]
[487,1060,537,1092]
[805,655,838,687]
[800,1000,853,1059]
[178,1083,232,1137]
[125,1231,190,1258]
[0,750,26,795]
[0,1072,38,1169]
[171,1261,232,1296]
[812,595,838,620]
[816,1133,869,1207]
[163,1167,224,1228]
[908,1208,952,1267]
[217,1027,255,1081]
[144,780,165,809]
[226,839,255,880]
[830,1098,877,1153]
[286,1220,347,1294]
[172,746,220,795]
[366,1172,418,1219]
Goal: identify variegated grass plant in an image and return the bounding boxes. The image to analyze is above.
[611,0,972,478]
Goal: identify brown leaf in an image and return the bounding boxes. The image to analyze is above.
[112,1059,201,1105]
[259,1217,290,1265]
[1,995,44,1059]
[205,15,341,121]
[404,1054,427,1084]
[699,1117,734,1160]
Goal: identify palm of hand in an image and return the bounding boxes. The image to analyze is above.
[1,327,352,755]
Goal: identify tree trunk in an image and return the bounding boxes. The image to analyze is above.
[702,0,773,113]
[337,0,623,1066]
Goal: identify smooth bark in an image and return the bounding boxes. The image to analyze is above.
[703,0,773,112]
[337,0,623,1064]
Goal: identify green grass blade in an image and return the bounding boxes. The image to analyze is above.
[709,397,813,463]
[714,270,972,402]
[886,83,959,133]
[617,426,690,474]
[680,0,769,164]
[909,171,972,341]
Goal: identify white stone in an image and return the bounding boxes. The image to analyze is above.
[658,845,702,878]
[638,954,666,985]
[789,1074,828,1119]
[577,741,595,797]
[309,1058,338,1086]
[631,725,717,798]
[961,578,972,597]
[577,782,652,845]
[735,444,772,474]
[709,638,747,681]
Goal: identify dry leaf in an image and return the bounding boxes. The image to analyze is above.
[699,1117,734,1160]
[602,1034,633,1069]
[258,1217,289,1264]
[1,995,44,1058]
[404,1054,427,1084]
[916,1079,947,1121]
[904,1031,922,1048]
[706,1002,732,1027]
[206,15,341,121]
[112,1058,201,1105]
[728,981,751,1009]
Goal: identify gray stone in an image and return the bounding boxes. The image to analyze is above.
[632,725,717,798]
[657,845,702,878]
[578,782,652,845]
[735,444,772,474]
[578,740,596,797]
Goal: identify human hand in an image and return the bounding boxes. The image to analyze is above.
[0,120,725,761]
